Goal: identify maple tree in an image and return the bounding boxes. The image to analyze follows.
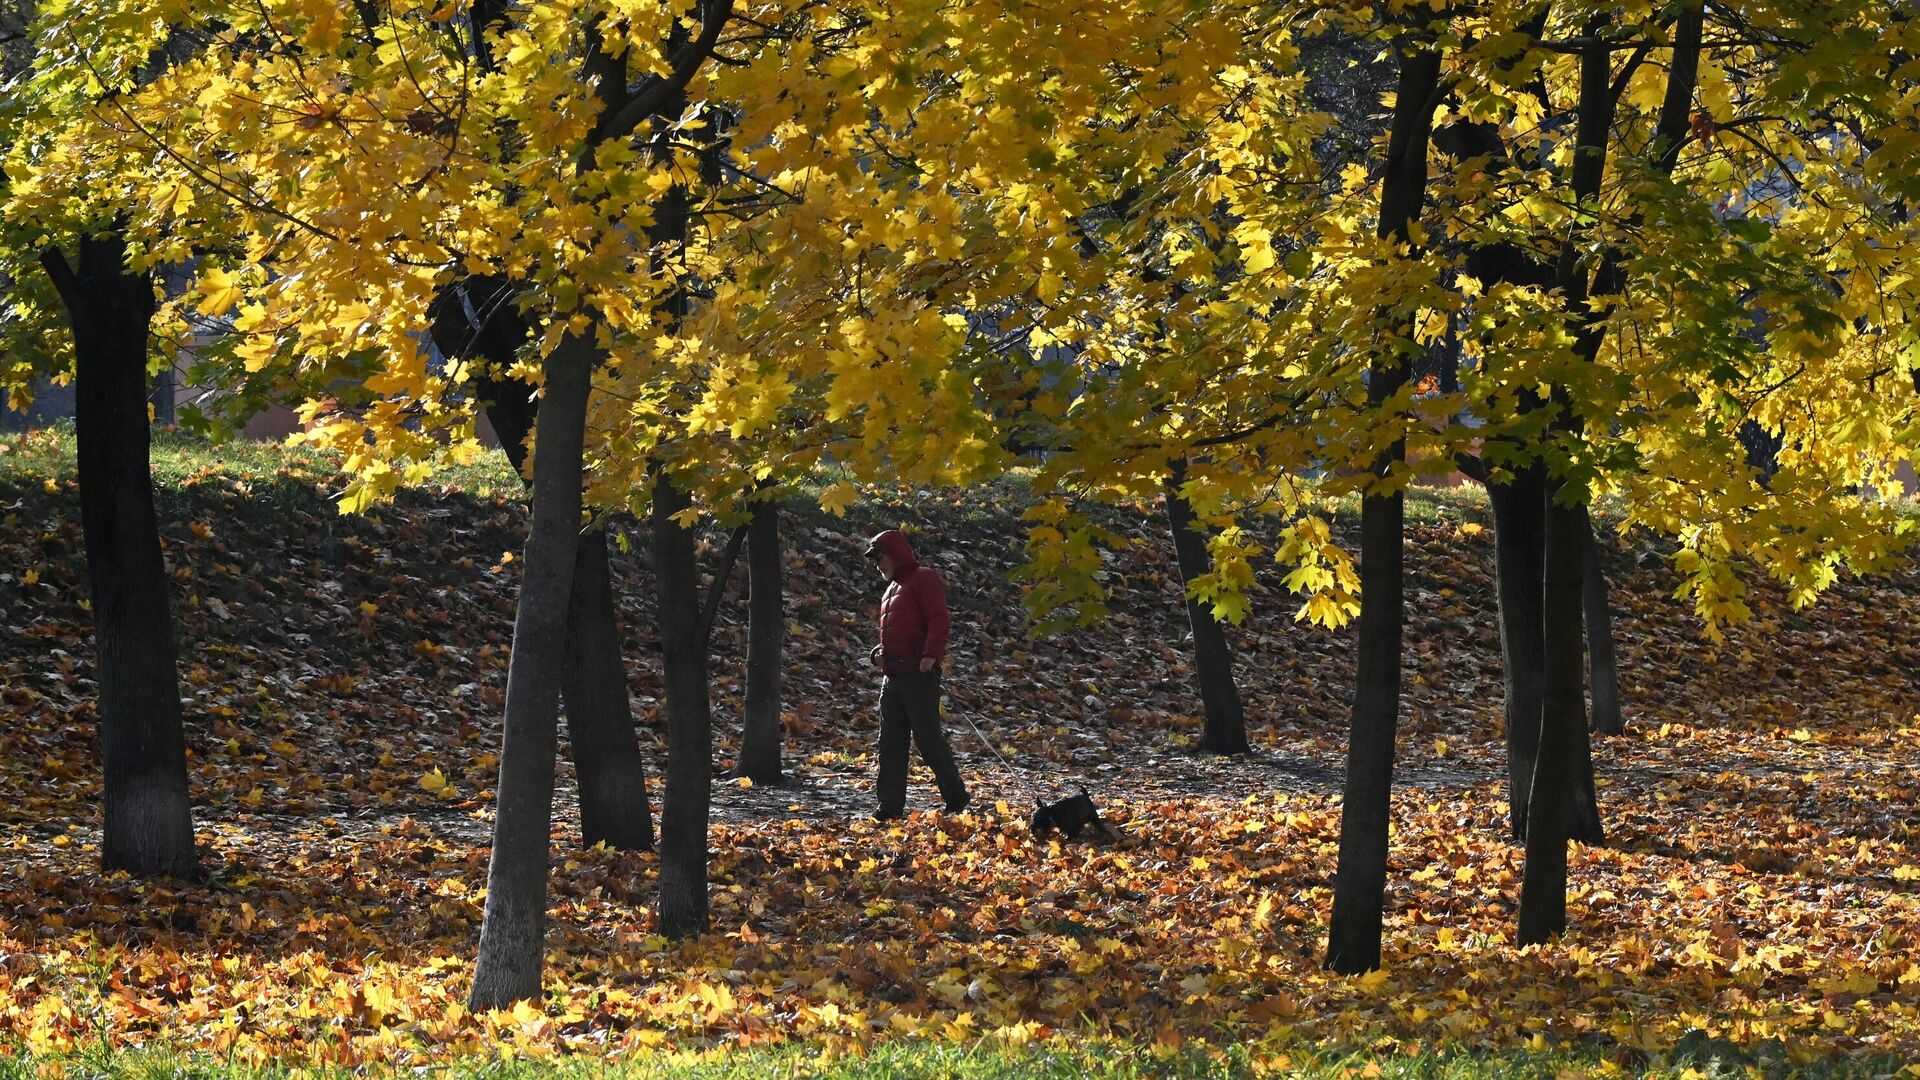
[951,0,1920,971]
[1,10,205,878]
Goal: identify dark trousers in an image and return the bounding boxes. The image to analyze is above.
[876,672,968,811]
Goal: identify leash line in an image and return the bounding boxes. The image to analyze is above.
[951,707,1042,805]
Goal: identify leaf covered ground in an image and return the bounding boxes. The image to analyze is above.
[2,427,1918,1074]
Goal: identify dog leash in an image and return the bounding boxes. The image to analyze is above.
[950,706,1050,806]
[954,707,1020,776]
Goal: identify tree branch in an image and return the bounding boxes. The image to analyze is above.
[588,0,735,152]
[1454,452,1490,484]
[1651,3,1705,176]
[37,246,84,316]
[695,522,751,645]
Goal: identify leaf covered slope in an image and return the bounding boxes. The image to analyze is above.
[1,430,1918,1067]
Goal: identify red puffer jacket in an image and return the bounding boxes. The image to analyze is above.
[869,530,950,674]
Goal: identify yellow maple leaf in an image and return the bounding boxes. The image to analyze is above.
[818,482,859,516]
[195,266,244,317]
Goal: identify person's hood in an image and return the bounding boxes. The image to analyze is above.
[866,529,919,572]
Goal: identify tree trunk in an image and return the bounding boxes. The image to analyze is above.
[1324,39,1441,976]
[1518,491,1587,944]
[564,527,653,849]
[1163,459,1249,756]
[1490,469,1607,849]
[39,236,198,879]
[1488,466,1545,842]
[737,499,785,784]
[468,359,652,852]
[1325,465,1406,974]
[651,471,713,939]
[1583,512,1624,736]
[468,334,595,1009]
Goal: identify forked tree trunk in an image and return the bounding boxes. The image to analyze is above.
[651,471,713,939]
[737,499,785,784]
[1164,459,1249,756]
[1516,0,1684,939]
[1491,470,1603,845]
[440,296,652,852]
[39,235,198,879]
[1324,39,1441,976]
[1583,512,1624,736]
[468,334,595,1009]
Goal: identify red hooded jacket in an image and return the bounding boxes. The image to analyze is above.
[869,530,950,675]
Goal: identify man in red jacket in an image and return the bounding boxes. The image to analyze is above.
[866,529,969,818]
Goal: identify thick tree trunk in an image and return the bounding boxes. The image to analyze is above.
[468,335,595,1009]
[1518,492,1587,944]
[1582,513,1624,736]
[651,472,713,939]
[1163,460,1249,756]
[40,236,198,879]
[469,363,652,852]
[1324,39,1441,976]
[737,499,785,784]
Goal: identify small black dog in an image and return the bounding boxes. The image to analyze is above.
[1030,787,1111,841]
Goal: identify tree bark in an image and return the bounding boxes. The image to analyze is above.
[737,498,785,784]
[39,235,198,879]
[1490,469,1605,845]
[1583,513,1625,736]
[435,291,654,853]
[1518,491,1587,943]
[1324,38,1441,976]
[651,471,713,939]
[564,526,653,849]
[468,334,595,1009]
[1163,459,1249,756]
[1488,466,1545,842]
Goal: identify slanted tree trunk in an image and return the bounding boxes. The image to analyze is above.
[737,498,785,784]
[1324,38,1441,976]
[1164,458,1249,756]
[563,526,653,849]
[468,334,595,1009]
[1583,512,1624,736]
[38,236,197,879]
[434,287,653,852]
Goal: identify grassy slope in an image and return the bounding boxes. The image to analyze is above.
[2,427,1918,1077]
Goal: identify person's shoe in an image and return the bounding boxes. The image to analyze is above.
[871,807,905,822]
[943,795,971,814]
